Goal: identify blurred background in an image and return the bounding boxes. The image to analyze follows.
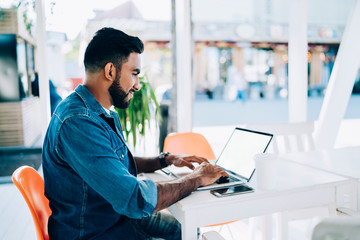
[0,0,359,152]
[1,2,360,239]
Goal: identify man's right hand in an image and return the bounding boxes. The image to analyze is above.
[155,162,228,211]
[192,162,229,186]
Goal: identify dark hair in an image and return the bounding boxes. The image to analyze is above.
[84,27,144,72]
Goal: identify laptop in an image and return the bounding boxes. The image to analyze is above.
[161,127,273,191]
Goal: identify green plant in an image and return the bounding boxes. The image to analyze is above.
[6,0,56,36]
[115,75,161,147]
[10,0,35,35]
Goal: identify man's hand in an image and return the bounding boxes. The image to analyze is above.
[165,154,210,170]
[192,162,229,186]
[155,162,229,211]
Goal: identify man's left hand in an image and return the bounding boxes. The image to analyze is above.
[165,154,210,170]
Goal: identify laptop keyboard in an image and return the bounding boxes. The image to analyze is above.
[159,168,243,185]
[229,175,240,182]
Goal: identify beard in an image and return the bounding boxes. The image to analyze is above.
[108,71,131,109]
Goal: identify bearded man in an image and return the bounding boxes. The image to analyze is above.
[42,27,227,240]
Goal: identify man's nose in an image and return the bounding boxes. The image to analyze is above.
[133,76,140,91]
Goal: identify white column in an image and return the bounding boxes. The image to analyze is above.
[288,0,308,122]
[35,0,51,141]
[175,0,192,132]
[314,0,360,149]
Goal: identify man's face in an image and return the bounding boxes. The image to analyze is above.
[108,53,141,109]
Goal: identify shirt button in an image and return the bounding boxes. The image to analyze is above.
[121,154,124,158]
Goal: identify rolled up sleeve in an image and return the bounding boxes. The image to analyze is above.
[138,179,157,217]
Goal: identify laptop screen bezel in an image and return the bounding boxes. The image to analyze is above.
[215,127,273,182]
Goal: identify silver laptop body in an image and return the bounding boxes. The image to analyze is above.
[162,127,273,191]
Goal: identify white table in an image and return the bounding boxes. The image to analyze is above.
[281,146,360,210]
[145,160,353,240]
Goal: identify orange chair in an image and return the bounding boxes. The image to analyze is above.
[163,132,237,237]
[163,132,216,160]
[12,166,51,240]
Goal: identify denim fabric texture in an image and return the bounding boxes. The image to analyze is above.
[139,211,181,240]
[42,85,158,239]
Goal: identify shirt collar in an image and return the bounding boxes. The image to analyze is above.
[75,84,110,117]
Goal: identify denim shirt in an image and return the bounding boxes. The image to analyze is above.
[42,85,157,240]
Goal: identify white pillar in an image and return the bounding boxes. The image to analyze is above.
[288,0,308,122]
[314,0,360,149]
[35,0,51,141]
[175,0,192,132]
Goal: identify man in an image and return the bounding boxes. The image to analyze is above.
[42,27,228,240]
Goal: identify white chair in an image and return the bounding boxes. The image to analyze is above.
[246,121,315,154]
[312,217,360,240]
[246,121,328,240]
[248,122,357,213]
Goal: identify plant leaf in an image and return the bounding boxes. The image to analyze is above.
[115,75,161,148]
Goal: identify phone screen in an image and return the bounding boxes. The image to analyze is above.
[210,185,254,197]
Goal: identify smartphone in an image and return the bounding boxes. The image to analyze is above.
[210,184,254,197]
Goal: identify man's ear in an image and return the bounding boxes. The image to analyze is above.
[104,63,116,82]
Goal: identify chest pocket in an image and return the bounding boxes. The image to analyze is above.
[101,115,130,167]
[110,130,128,165]
[115,144,128,164]
[107,124,137,175]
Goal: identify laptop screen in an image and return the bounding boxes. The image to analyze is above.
[215,127,273,181]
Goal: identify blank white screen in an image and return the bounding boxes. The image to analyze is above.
[216,129,272,180]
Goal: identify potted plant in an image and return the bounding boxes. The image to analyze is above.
[115,75,161,148]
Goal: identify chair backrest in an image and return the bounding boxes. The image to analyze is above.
[246,121,315,154]
[163,132,216,160]
[12,166,51,240]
